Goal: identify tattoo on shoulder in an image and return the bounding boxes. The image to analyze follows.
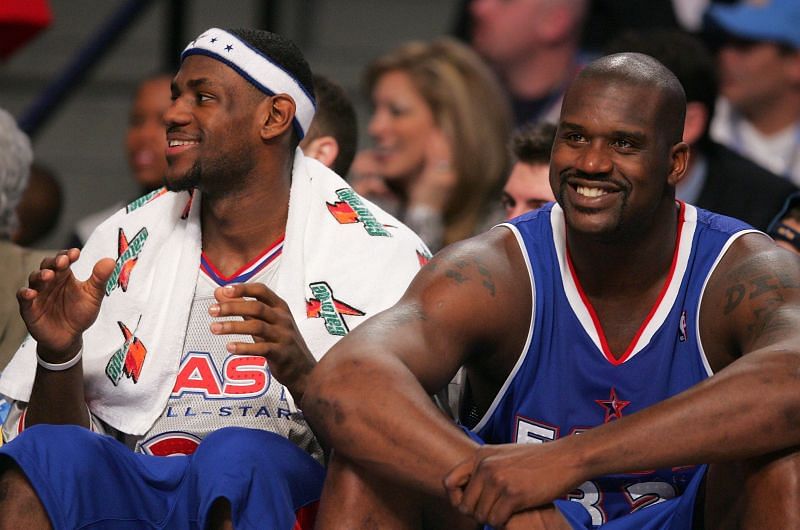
[723,267,800,316]
[721,259,800,343]
[440,255,496,297]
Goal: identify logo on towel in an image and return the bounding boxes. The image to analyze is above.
[417,248,432,267]
[126,188,168,213]
[105,319,148,385]
[181,189,195,220]
[326,188,391,237]
[306,281,365,336]
[105,227,149,296]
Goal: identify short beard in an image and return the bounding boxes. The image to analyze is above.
[165,162,201,192]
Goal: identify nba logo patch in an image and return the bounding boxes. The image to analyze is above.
[678,310,688,342]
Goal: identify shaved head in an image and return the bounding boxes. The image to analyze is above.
[568,52,687,145]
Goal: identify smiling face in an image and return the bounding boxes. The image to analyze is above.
[163,55,263,195]
[551,76,685,240]
[126,75,171,191]
[367,69,440,184]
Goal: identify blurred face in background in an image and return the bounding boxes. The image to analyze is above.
[502,161,553,219]
[368,69,439,184]
[718,39,799,114]
[470,0,545,66]
[126,75,171,191]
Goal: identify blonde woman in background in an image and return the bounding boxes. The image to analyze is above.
[353,38,512,252]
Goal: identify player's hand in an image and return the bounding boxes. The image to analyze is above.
[443,441,584,527]
[209,283,316,400]
[17,249,116,362]
[500,505,571,530]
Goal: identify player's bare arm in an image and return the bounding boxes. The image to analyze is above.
[19,248,115,427]
[209,282,317,402]
[446,233,800,525]
[303,227,531,496]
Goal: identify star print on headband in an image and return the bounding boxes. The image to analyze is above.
[181,28,316,139]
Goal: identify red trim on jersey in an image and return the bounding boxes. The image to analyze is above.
[201,234,285,282]
[292,501,319,530]
[566,202,686,366]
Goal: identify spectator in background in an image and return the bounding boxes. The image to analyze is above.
[502,122,556,219]
[299,74,358,176]
[608,29,797,231]
[468,0,588,127]
[0,108,52,367]
[768,192,800,255]
[357,38,511,251]
[12,162,62,247]
[704,0,800,185]
[70,73,172,247]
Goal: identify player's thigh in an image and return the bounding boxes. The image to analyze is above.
[705,448,800,530]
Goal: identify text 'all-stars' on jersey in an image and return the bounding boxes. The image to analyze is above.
[474,202,755,526]
[137,236,322,461]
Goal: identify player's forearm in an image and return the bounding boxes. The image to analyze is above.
[25,341,90,428]
[304,352,476,496]
[571,350,800,480]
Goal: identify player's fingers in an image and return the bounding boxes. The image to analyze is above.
[473,485,504,526]
[210,318,272,343]
[27,267,55,292]
[215,282,285,307]
[457,469,485,518]
[443,460,473,507]
[86,258,117,300]
[209,300,277,322]
[221,340,270,357]
[486,495,520,529]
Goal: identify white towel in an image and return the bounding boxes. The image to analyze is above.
[0,149,428,435]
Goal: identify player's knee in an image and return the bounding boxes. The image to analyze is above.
[0,459,51,529]
[192,427,300,468]
[192,427,323,487]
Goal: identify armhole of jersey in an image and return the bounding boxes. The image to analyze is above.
[696,229,764,376]
[471,224,537,433]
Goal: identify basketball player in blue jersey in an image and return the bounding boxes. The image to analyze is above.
[304,52,800,528]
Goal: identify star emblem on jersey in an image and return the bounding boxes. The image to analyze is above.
[105,320,148,385]
[326,188,391,237]
[595,387,630,423]
[105,227,149,296]
[306,281,365,336]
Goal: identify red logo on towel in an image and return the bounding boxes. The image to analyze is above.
[105,320,148,385]
[325,188,391,237]
[327,201,360,224]
[306,281,365,336]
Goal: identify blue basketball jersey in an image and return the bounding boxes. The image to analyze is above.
[474,202,756,527]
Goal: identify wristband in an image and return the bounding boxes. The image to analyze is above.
[36,348,83,371]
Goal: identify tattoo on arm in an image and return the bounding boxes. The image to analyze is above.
[440,256,496,297]
[721,259,800,344]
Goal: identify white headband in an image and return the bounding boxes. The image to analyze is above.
[181,28,316,139]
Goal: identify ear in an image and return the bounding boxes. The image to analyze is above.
[682,102,709,145]
[667,141,690,187]
[258,94,296,142]
[301,136,340,170]
[784,50,800,85]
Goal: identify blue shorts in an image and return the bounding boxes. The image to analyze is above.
[459,425,704,529]
[0,425,323,530]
